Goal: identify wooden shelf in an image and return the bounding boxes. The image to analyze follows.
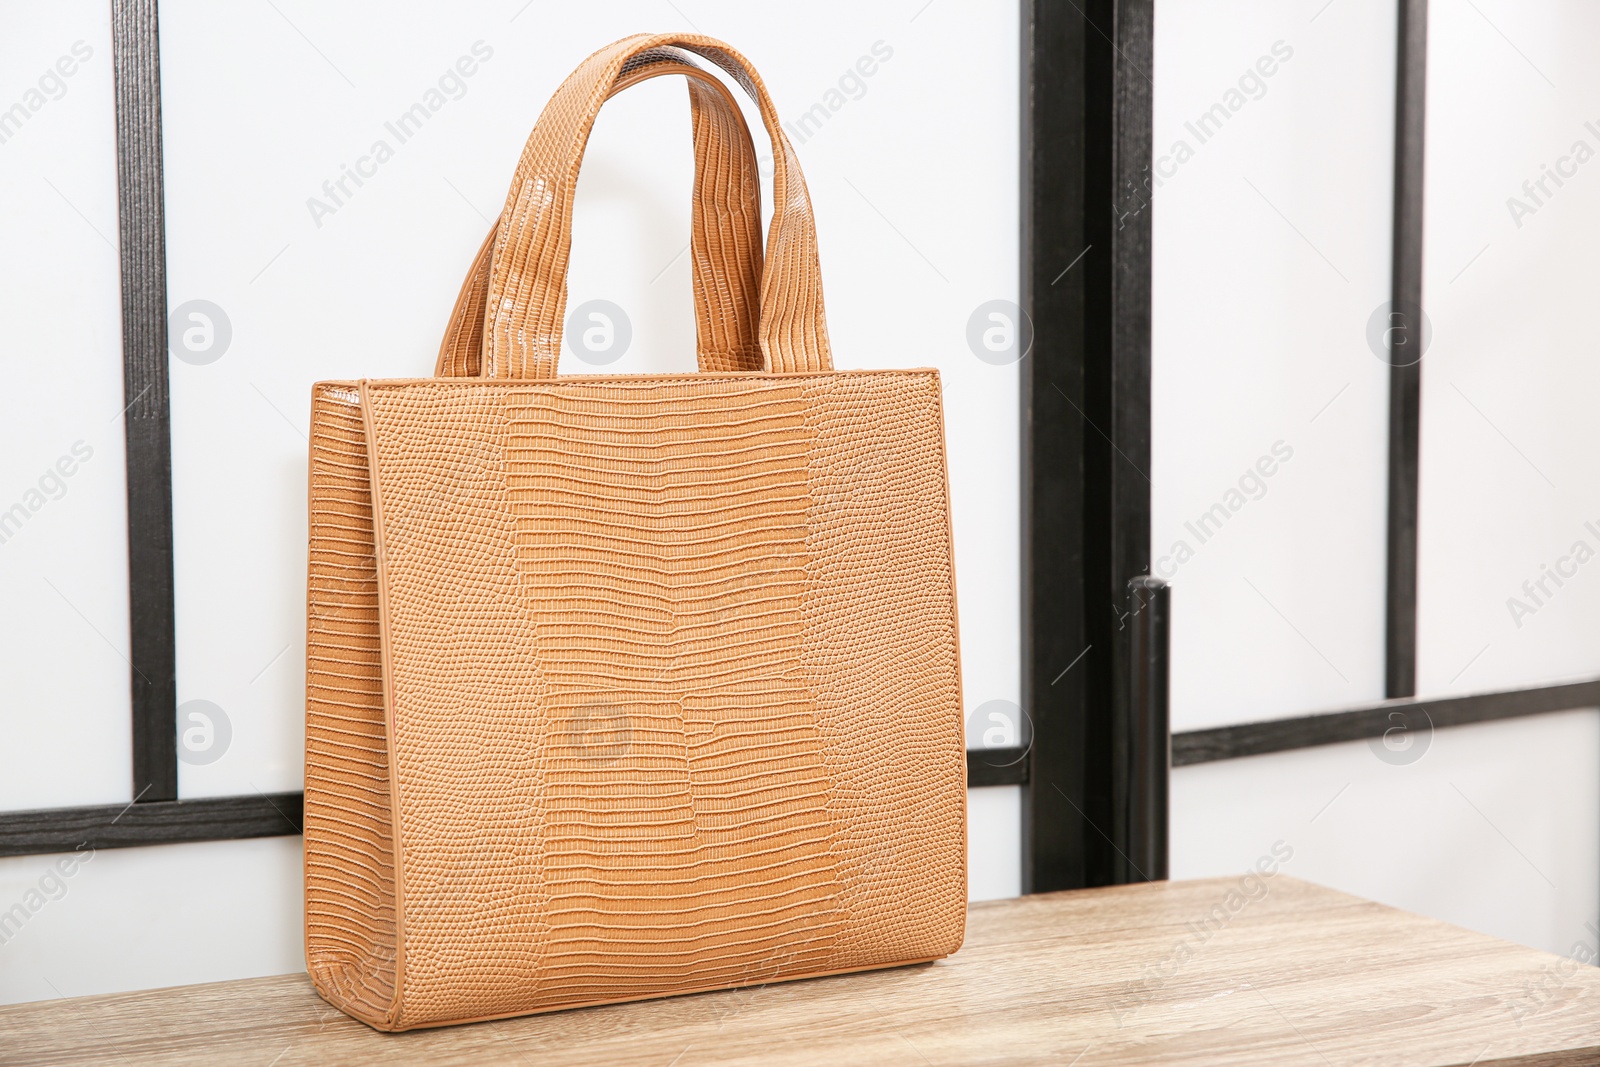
[4,876,1597,1065]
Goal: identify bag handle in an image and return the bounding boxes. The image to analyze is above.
[479,34,833,379]
[436,57,764,377]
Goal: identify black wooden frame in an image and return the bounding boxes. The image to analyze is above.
[2,0,1592,888]
[112,0,177,805]
[1174,677,1600,767]
[1014,0,1600,892]
[1386,0,1428,698]
[1020,0,1154,893]
[0,0,304,859]
[0,795,303,859]
[1,0,1036,859]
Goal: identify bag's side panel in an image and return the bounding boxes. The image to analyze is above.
[360,384,555,1030]
[304,383,399,1028]
[798,371,968,966]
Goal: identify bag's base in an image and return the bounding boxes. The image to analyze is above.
[314,951,952,1033]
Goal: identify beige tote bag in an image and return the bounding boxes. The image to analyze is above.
[303,33,967,1031]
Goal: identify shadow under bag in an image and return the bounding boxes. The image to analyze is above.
[302,32,967,1031]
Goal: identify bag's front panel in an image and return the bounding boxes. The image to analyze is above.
[304,384,400,1027]
[362,372,964,1028]
[499,378,850,1003]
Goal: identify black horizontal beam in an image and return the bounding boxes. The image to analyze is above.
[0,750,1022,858]
[0,794,303,858]
[1173,677,1600,766]
[11,674,1588,852]
[969,747,1030,787]
[9,675,1587,854]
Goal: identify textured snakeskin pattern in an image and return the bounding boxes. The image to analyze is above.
[304,34,966,1032]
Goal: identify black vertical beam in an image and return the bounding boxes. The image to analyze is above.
[1022,0,1154,893]
[1021,0,1091,895]
[1021,0,1090,896]
[1085,0,1154,888]
[1115,576,1168,882]
[1385,0,1427,699]
[111,0,177,802]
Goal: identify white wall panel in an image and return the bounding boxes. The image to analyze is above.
[1172,710,1600,960]
[1152,0,1396,730]
[0,0,131,811]
[159,1,1018,807]
[968,785,1022,903]
[0,837,303,1005]
[1417,0,1600,695]
[1155,0,1598,968]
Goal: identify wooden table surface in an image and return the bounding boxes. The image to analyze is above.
[4,875,1598,1066]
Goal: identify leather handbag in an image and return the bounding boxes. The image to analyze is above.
[303,33,967,1032]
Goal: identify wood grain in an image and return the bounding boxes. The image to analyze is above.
[3,877,1598,1065]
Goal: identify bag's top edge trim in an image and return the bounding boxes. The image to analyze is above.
[315,368,942,392]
